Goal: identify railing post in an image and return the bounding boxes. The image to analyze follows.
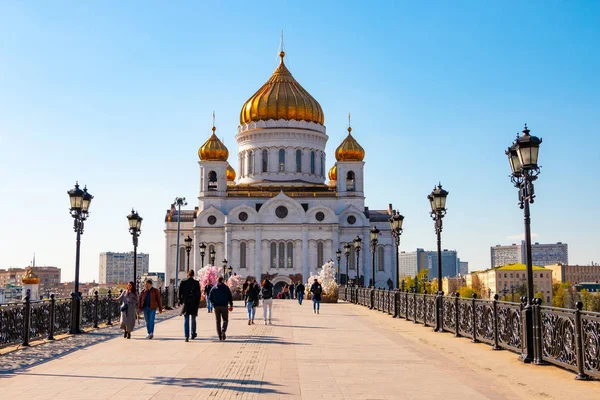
[404,290,408,319]
[423,291,428,327]
[48,294,56,340]
[574,301,591,380]
[22,290,31,347]
[394,290,399,318]
[455,292,460,338]
[520,297,529,361]
[413,291,417,323]
[434,291,442,332]
[492,294,500,350]
[106,290,113,326]
[369,288,374,309]
[93,291,99,328]
[472,293,478,343]
[533,298,545,365]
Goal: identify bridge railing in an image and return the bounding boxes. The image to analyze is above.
[339,285,600,380]
[0,285,177,349]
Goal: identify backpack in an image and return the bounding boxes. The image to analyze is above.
[261,285,273,299]
[313,285,322,296]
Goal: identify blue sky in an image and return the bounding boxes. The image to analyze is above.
[1,1,598,282]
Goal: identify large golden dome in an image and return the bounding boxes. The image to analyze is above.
[226,163,236,181]
[22,267,40,285]
[199,127,229,161]
[335,127,365,161]
[328,164,337,181]
[240,51,324,125]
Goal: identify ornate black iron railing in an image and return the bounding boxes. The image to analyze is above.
[339,286,600,381]
[0,286,176,349]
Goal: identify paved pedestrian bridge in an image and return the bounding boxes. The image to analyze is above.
[1,300,598,399]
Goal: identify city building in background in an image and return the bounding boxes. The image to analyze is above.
[573,282,600,293]
[99,252,149,284]
[459,261,469,276]
[466,264,553,303]
[491,241,568,268]
[141,272,165,289]
[0,285,23,303]
[544,264,600,284]
[399,248,459,280]
[53,281,98,298]
[0,266,60,296]
[442,276,466,295]
[398,248,425,278]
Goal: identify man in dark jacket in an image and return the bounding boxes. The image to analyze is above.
[289,282,295,300]
[310,279,323,314]
[204,283,214,313]
[179,270,201,342]
[296,281,305,305]
[209,277,233,340]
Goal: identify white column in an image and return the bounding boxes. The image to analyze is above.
[332,228,340,261]
[254,227,262,279]
[225,226,232,267]
[302,227,309,282]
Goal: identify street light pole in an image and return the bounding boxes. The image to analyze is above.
[174,197,187,289]
[67,182,93,334]
[369,226,380,288]
[199,243,206,268]
[353,236,362,287]
[184,236,193,272]
[127,209,143,284]
[336,249,341,284]
[210,247,216,266]
[389,211,405,289]
[428,183,448,332]
[506,124,542,364]
[344,243,351,285]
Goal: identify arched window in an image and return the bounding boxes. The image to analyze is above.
[296,149,302,172]
[317,242,324,268]
[179,247,186,271]
[208,171,218,191]
[346,171,355,192]
[287,242,294,268]
[270,243,277,268]
[349,245,356,270]
[279,149,285,172]
[310,151,315,174]
[279,242,285,268]
[262,149,268,172]
[247,151,254,175]
[240,242,247,269]
[378,247,385,271]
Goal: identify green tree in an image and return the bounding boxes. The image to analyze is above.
[580,289,592,311]
[589,294,600,312]
[552,282,571,308]
[534,291,545,305]
[459,286,475,298]
[402,276,415,292]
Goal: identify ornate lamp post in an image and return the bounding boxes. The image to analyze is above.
[209,247,216,266]
[184,235,193,271]
[199,242,206,268]
[222,259,231,279]
[428,183,448,332]
[369,226,380,287]
[506,123,542,364]
[127,209,143,283]
[389,211,404,289]
[67,182,93,334]
[344,243,351,285]
[227,266,233,280]
[173,197,187,288]
[353,236,362,286]
[335,249,341,284]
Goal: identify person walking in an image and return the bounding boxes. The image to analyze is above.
[138,279,163,339]
[282,284,290,300]
[242,277,251,306]
[289,282,295,300]
[208,276,233,340]
[204,282,214,313]
[310,278,323,314]
[261,279,274,325]
[115,281,138,339]
[245,278,260,325]
[179,270,201,342]
[296,281,305,305]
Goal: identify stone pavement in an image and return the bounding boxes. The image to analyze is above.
[0,299,599,399]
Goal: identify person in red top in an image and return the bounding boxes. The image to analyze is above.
[138,279,163,339]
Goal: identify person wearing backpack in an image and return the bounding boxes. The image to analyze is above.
[261,279,274,325]
[245,278,260,325]
[179,270,201,342]
[296,281,305,305]
[310,278,323,314]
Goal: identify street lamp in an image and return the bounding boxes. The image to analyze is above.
[227,266,233,280]
[428,182,448,332]
[344,243,351,285]
[67,182,93,334]
[369,226,380,287]
[506,123,542,364]
[389,211,404,289]
[222,259,230,278]
[127,208,143,283]
[199,242,206,268]
[184,235,193,271]
[173,197,187,288]
[209,247,216,266]
[353,236,362,286]
[335,249,341,284]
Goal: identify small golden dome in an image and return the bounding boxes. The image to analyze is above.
[328,164,337,181]
[22,267,40,285]
[199,127,229,161]
[335,127,365,161]
[240,51,324,125]
[226,163,236,181]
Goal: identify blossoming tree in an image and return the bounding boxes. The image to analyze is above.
[307,261,339,302]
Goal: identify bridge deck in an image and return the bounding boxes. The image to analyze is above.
[0,300,598,399]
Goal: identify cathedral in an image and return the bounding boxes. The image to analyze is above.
[164,49,396,292]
